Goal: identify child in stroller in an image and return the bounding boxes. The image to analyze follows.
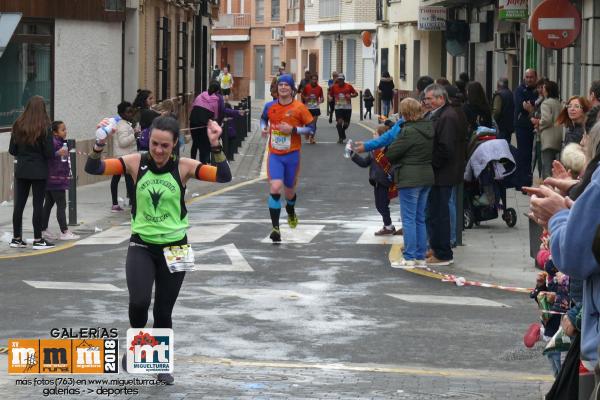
[463,126,518,229]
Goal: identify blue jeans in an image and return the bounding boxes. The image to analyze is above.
[382,99,392,117]
[546,351,561,377]
[399,186,431,260]
[449,186,457,246]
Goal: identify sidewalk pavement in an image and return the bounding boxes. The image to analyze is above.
[0,117,268,258]
[0,104,539,294]
[353,114,538,291]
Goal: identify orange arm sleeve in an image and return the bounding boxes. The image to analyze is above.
[195,164,217,182]
[103,159,125,175]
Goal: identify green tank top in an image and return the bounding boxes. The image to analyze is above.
[131,154,188,244]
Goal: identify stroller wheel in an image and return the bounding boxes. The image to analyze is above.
[503,208,517,227]
[464,208,474,229]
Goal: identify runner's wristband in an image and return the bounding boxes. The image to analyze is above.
[210,145,223,153]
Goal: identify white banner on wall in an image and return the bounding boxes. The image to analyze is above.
[418,6,446,31]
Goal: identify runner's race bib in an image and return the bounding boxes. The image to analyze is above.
[336,93,350,109]
[163,244,195,273]
[308,94,318,109]
[271,129,291,151]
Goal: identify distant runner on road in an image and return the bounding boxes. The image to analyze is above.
[261,74,315,242]
[328,73,358,144]
[301,73,324,144]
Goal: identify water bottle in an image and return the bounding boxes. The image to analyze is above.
[61,143,68,162]
[344,139,353,158]
[95,116,121,141]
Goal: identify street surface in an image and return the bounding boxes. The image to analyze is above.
[0,117,551,399]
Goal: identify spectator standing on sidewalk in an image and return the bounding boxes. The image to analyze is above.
[218,66,234,101]
[300,73,324,144]
[491,78,514,143]
[110,101,137,212]
[423,84,464,265]
[8,96,55,249]
[133,89,160,151]
[530,81,562,179]
[41,120,79,241]
[329,73,358,144]
[378,72,395,118]
[558,95,590,147]
[350,125,397,236]
[386,98,434,267]
[463,81,493,135]
[211,65,221,81]
[363,89,374,119]
[514,69,539,189]
[190,81,222,164]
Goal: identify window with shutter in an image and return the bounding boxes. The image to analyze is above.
[346,39,356,82]
[323,39,332,80]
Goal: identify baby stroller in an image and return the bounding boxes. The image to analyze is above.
[463,127,518,229]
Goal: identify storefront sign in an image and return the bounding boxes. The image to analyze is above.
[531,0,581,49]
[418,6,446,31]
[498,0,528,21]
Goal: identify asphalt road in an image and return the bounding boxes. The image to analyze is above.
[0,118,552,399]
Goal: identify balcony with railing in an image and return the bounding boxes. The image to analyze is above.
[213,13,251,29]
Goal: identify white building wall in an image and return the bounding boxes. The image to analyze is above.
[54,19,122,140]
[124,7,140,103]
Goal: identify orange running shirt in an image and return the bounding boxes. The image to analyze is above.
[267,99,314,155]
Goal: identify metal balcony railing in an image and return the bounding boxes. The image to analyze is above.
[213,13,251,29]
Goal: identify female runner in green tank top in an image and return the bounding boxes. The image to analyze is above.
[85,116,231,384]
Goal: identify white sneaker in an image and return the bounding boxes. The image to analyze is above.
[59,230,80,240]
[415,259,427,267]
[391,259,416,269]
[42,230,58,240]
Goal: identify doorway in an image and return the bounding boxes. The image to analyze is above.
[254,46,265,99]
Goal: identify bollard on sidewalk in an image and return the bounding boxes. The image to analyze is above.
[359,90,364,121]
[67,139,78,226]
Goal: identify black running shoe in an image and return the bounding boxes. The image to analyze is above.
[269,227,281,243]
[32,238,55,250]
[9,238,27,248]
[157,373,174,385]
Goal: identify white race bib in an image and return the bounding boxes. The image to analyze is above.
[270,129,292,151]
[163,244,195,273]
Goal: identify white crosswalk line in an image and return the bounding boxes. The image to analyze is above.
[23,280,123,291]
[260,225,325,244]
[188,224,239,243]
[193,243,254,271]
[386,294,510,308]
[356,226,404,245]
[198,287,302,300]
[76,226,131,245]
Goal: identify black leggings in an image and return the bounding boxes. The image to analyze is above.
[13,178,46,239]
[111,174,134,206]
[42,190,67,232]
[125,240,186,329]
[190,129,211,164]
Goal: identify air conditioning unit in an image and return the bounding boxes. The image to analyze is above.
[495,32,517,50]
[271,27,283,41]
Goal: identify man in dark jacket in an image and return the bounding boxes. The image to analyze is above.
[492,77,514,143]
[422,84,465,265]
[513,69,538,189]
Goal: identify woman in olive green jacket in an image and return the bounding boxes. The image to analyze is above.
[386,98,434,267]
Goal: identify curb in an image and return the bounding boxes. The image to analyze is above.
[388,244,531,294]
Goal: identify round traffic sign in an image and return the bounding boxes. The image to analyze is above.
[530,0,581,49]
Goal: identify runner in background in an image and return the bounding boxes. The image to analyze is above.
[301,73,324,144]
[261,74,315,242]
[328,73,358,144]
[327,71,338,124]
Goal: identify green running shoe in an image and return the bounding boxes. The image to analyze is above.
[287,214,298,229]
[270,227,281,242]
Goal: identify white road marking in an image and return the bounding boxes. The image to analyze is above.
[193,243,254,271]
[188,224,239,243]
[260,225,325,244]
[23,280,123,291]
[76,226,131,245]
[356,226,404,245]
[386,294,510,308]
[198,287,302,300]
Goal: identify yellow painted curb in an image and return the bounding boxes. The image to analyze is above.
[356,121,377,134]
[0,242,76,260]
[182,355,554,383]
